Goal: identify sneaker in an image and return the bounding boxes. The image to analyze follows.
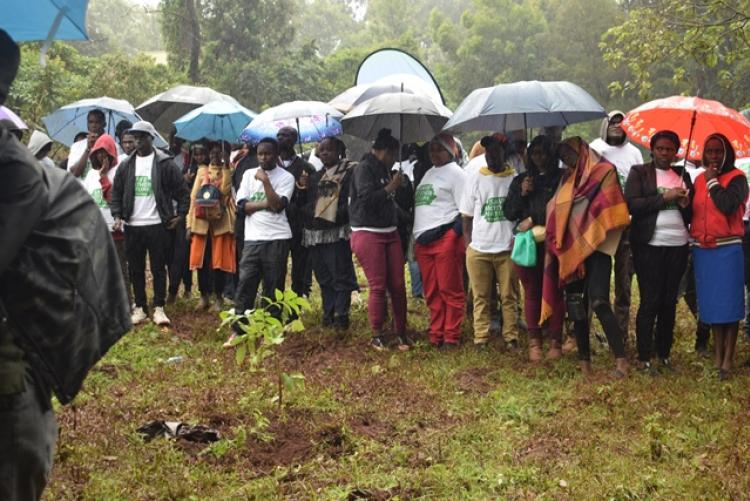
[370,336,388,352]
[153,306,171,326]
[131,307,148,325]
[210,296,224,313]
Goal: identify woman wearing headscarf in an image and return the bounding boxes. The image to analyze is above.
[625,130,692,372]
[541,137,631,378]
[349,128,410,351]
[413,133,467,349]
[186,141,236,311]
[303,136,358,330]
[690,133,748,379]
[503,135,564,362]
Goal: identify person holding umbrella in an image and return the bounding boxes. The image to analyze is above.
[541,137,631,379]
[625,130,692,372]
[414,133,467,349]
[690,133,748,379]
[349,128,410,351]
[68,108,106,179]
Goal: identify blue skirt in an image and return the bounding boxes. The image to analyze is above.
[693,244,745,324]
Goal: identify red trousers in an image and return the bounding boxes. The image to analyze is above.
[515,243,563,341]
[415,228,466,345]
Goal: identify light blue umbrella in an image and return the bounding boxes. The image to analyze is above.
[240,101,343,146]
[43,96,167,147]
[173,100,257,143]
[442,80,606,134]
[2,0,89,42]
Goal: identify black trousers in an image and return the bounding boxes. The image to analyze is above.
[197,232,226,296]
[234,240,290,329]
[565,251,627,361]
[290,237,312,297]
[125,224,171,309]
[310,239,358,325]
[633,243,689,361]
[168,219,192,296]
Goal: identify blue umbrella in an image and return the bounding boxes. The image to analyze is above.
[174,100,257,143]
[240,101,343,146]
[43,96,167,147]
[442,80,606,134]
[2,0,89,42]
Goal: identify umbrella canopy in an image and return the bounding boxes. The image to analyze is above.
[442,80,606,134]
[174,100,257,143]
[342,92,452,143]
[1,0,89,42]
[623,96,750,160]
[136,85,241,133]
[240,101,343,145]
[42,96,167,147]
[329,74,444,113]
[0,106,27,129]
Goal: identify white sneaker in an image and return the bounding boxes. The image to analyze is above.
[131,307,148,325]
[153,306,171,326]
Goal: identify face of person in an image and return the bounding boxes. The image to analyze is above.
[92,149,109,169]
[529,146,550,172]
[257,142,279,170]
[485,142,506,170]
[607,117,625,143]
[277,128,297,149]
[121,134,135,155]
[88,112,105,135]
[317,139,339,167]
[651,137,677,168]
[704,138,725,169]
[558,144,579,169]
[428,141,452,167]
[193,148,207,165]
[209,145,223,165]
[133,131,153,156]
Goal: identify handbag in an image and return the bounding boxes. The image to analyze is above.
[194,168,224,221]
[511,229,537,267]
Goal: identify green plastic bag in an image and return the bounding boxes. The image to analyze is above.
[511,229,537,267]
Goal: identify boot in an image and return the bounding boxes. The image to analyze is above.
[546,339,562,361]
[528,337,543,363]
[562,335,577,354]
[614,357,629,379]
[195,294,210,311]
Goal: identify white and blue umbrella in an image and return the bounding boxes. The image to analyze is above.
[42,96,167,147]
[442,80,606,134]
[174,100,257,143]
[240,101,343,145]
[2,0,89,42]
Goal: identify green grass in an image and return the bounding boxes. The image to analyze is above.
[43,282,750,500]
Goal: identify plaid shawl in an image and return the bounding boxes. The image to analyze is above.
[539,137,630,325]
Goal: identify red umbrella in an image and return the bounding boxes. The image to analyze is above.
[622,96,750,160]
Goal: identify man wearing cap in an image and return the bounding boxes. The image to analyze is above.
[110,120,190,327]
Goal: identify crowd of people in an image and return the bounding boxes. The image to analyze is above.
[21,103,747,382]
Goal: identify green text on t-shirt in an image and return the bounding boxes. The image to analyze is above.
[250,191,267,202]
[657,187,679,210]
[481,196,506,222]
[91,188,107,208]
[414,184,437,206]
[135,176,153,197]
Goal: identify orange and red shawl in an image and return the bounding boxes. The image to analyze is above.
[539,137,630,325]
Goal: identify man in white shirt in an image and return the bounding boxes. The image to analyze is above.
[590,111,644,344]
[460,135,519,349]
[110,121,190,327]
[229,137,295,342]
[68,109,106,179]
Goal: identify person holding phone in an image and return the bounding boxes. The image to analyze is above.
[625,130,693,373]
[690,133,749,379]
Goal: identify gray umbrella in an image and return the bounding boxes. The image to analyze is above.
[136,85,241,133]
[442,80,606,134]
[342,92,452,143]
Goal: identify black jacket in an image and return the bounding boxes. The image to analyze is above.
[624,161,693,245]
[282,156,315,240]
[111,149,190,224]
[503,168,563,226]
[349,153,400,229]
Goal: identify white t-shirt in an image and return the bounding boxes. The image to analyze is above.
[590,139,643,187]
[237,166,295,242]
[67,139,90,181]
[649,168,689,246]
[413,162,466,239]
[82,166,118,231]
[129,153,161,227]
[459,166,516,253]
